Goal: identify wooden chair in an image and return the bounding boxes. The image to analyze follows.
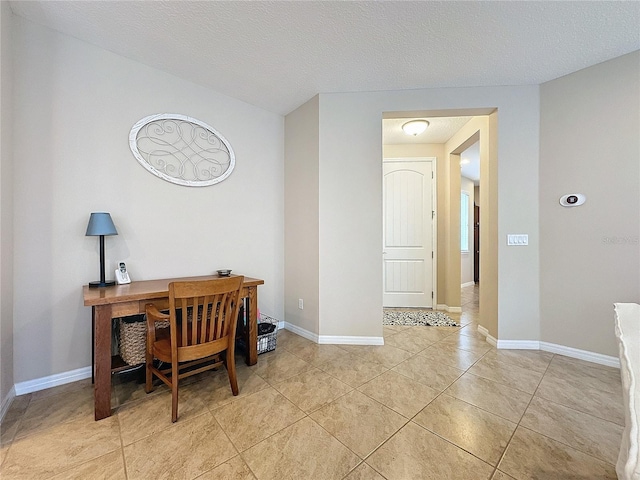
[145,276,244,422]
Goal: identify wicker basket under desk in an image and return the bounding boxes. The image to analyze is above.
[118,315,169,366]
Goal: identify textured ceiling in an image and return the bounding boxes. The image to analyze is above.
[9,1,640,115]
[383,117,472,145]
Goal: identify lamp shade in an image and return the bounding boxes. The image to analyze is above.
[402,119,429,136]
[85,212,118,236]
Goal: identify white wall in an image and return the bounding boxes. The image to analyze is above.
[12,18,284,384]
[460,176,475,286]
[284,96,319,335]
[1,2,15,408]
[316,86,540,340]
[539,51,640,356]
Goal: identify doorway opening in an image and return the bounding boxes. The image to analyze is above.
[381,111,495,336]
[459,140,480,289]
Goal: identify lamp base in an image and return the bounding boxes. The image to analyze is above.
[89,280,116,288]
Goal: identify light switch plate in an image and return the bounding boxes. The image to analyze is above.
[507,234,529,245]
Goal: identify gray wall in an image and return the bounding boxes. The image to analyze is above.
[284,96,320,335]
[315,88,539,340]
[1,2,15,409]
[11,17,284,384]
[540,51,640,356]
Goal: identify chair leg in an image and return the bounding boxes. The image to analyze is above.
[171,360,179,422]
[226,351,239,396]
[145,350,154,394]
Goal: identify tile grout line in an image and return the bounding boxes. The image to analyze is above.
[398,345,507,478]
[491,353,557,476]
[512,366,621,467]
[352,332,499,477]
[115,410,129,480]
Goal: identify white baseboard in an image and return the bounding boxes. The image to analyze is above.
[495,339,620,368]
[539,341,620,368]
[283,322,384,346]
[283,322,319,343]
[0,385,16,422]
[436,304,462,313]
[461,281,475,288]
[496,339,541,350]
[477,325,497,347]
[14,366,92,396]
[318,335,384,345]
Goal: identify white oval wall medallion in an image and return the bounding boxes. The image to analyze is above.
[129,113,235,187]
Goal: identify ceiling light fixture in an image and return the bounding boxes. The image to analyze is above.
[402,119,429,136]
[460,159,470,165]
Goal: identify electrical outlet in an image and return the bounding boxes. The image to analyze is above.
[298,298,304,310]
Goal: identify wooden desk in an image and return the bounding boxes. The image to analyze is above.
[83,274,264,420]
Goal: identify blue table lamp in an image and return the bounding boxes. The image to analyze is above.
[86,212,118,288]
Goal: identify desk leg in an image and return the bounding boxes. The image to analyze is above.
[247,286,258,366]
[91,308,95,384]
[94,304,113,420]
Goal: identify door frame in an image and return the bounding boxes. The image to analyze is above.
[382,157,437,308]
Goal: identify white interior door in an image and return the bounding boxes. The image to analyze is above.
[383,160,434,307]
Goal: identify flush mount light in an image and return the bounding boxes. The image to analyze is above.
[402,119,430,136]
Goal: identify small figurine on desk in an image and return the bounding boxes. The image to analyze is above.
[115,262,131,285]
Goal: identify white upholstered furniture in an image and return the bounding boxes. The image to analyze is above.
[614,302,640,480]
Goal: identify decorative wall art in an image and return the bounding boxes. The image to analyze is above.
[129,113,235,187]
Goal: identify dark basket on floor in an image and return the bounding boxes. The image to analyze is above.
[256,319,278,354]
[236,307,278,355]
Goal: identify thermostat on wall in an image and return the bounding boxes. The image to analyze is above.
[559,193,586,207]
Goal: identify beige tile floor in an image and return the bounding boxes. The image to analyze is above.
[0,285,624,479]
